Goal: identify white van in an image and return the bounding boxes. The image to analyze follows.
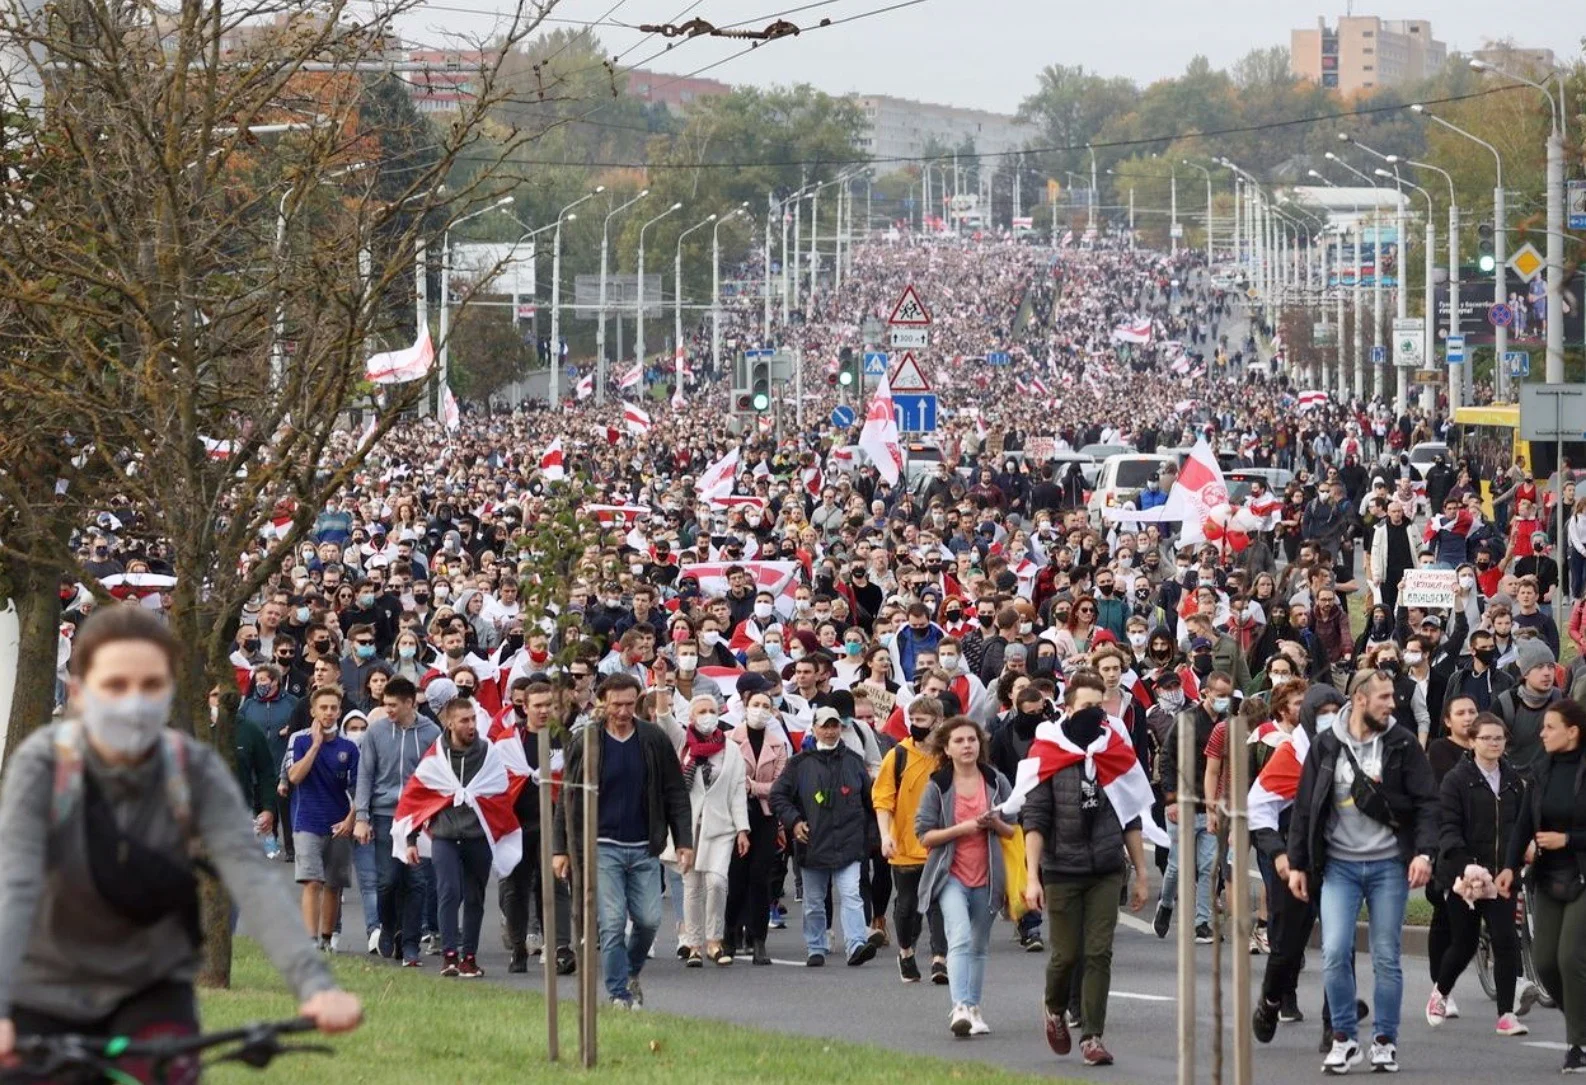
[1087,454,1177,526]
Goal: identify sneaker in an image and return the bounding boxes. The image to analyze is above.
[1495,1013,1529,1037]
[1080,1037,1114,1066]
[1322,1035,1362,1075]
[627,977,643,1008]
[1064,1008,1082,1030]
[555,947,577,976]
[1425,989,1447,1028]
[508,949,528,974]
[1044,1009,1072,1056]
[769,905,787,930]
[1249,926,1269,955]
[441,951,460,977]
[807,953,825,967]
[866,927,886,949]
[457,954,483,979]
[1564,1045,1586,1073]
[1443,995,1459,1019]
[367,928,382,955]
[608,995,635,1010]
[950,1003,972,1038]
[1279,992,1304,1023]
[1020,929,1045,953]
[401,957,422,968]
[968,1006,991,1036]
[1153,903,1172,939]
[847,942,878,967]
[1368,1036,1398,1073]
[1252,998,1280,1045]
[898,954,921,983]
[421,933,440,956]
[526,932,545,957]
[930,958,948,985]
[1517,979,1543,1017]
[327,933,341,953]
[1195,923,1214,945]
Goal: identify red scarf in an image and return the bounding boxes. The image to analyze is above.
[681,725,727,772]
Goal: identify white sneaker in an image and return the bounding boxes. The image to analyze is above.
[1443,995,1459,1019]
[968,1006,991,1036]
[367,928,382,955]
[1368,1038,1398,1073]
[1425,989,1447,1027]
[1517,980,1542,1017]
[1322,1037,1363,1075]
[949,1003,972,1038]
[327,932,341,953]
[1496,1013,1529,1037]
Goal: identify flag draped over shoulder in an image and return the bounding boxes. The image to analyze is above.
[999,715,1168,847]
[1248,726,1310,835]
[392,737,526,877]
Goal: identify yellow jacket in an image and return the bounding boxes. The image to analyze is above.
[872,738,938,867]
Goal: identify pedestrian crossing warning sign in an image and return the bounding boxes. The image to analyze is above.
[887,284,932,326]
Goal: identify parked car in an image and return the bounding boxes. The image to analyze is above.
[1406,441,1449,479]
[1086,453,1178,526]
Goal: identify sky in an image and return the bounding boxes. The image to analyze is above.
[396,0,1586,115]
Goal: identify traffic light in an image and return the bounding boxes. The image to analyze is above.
[837,347,855,389]
[1477,222,1495,273]
[750,356,771,412]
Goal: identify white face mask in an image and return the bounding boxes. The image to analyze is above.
[80,688,172,757]
[1018,621,1033,636]
[815,738,841,751]
[1317,711,1340,732]
[754,601,774,621]
[746,706,771,729]
[676,653,698,674]
[939,652,960,671]
[1128,631,1148,650]
[1403,651,1424,667]
[700,631,721,648]
[1458,575,1475,590]
[344,729,368,748]
[789,645,806,662]
[691,712,719,733]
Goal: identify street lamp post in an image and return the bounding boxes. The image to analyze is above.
[1471,59,1566,384]
[675,213,717,394]
[547,187,605,405]
[1182,160,1214,260]
[1401,157,1461,407]
[597,188,650,404]
[1311,169,1367,400]
[1379,167,1438,412]
[440,195,513,410]
[1411,104,1506,399]
[1086,143,1098,232]
[1326,151,1387,402]
[713,204,750,375]
[636,201,683,395]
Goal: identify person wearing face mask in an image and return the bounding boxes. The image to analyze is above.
[1493,639,1563,774]
[1285,672,1439,1075]
[338,709,382,958]
[875,696,953,982]
[1155,670,1232,944]
[237,663,299,859]
[338,578,394,653]
[1443,629,1515,715]
[725,676,788,966]
[673,695,749,967]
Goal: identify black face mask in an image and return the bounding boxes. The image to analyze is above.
[909,723,932,743]
[1474,647,1497,666]
[1098,584,1115,597]
[978,613,995,627]
[241,639,259,654]
[1192,653,1214,677]
[1063,706,1107,748]
[1378,659,1400,677]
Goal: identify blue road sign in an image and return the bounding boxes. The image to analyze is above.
[829,404,856,428]
[1446,334,1465,365]
[1371,345,1386,364]
[1504,350,1531,378]
[1489,303,1514,328]
[1569,180,1586,230]
[862,351,889,376]
[893,393,938,433]
[985,351,1011,366]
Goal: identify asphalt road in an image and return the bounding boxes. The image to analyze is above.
[304,864,1572,1085]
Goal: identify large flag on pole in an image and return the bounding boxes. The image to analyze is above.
[858,373,903,485]
[697,446,740,500]
[440,384,460,432]
[539,438,565,482]
[365,327,435,385]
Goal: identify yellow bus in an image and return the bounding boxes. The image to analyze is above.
[1450,403,1586,499]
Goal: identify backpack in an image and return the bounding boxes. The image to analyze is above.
[51,720,192,834]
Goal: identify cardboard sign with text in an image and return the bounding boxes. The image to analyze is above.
[1400,569,1457,610]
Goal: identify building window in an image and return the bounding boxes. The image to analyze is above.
[1361,29,1373,36]
[1362,47,1373,54]
[637,83,650,94]
[1362,64,1374,71]
[680,90,693,103]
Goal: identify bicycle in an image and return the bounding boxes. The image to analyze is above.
[3,1017,330,1085]
[1475,878,1557,1012]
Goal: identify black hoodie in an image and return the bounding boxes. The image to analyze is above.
[1251,685,1344,862]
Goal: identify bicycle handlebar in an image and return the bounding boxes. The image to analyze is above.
[8,1017,321,1081]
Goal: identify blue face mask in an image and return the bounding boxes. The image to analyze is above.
[1211,696,1230,715]
[296,606,311,623]
[355,643,376,661]
[845,642,863,656]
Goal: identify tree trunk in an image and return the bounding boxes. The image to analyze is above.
[4,566,62,761]
[197,874,235,989]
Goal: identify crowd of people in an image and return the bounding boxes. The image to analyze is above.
[24,228,1586,1079]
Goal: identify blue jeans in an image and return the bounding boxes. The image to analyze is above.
[432,836,491,957]
[372,814,433,962]
[596,843,663,1001]
[1320,857,1409,1043]
[352,839,379,936]
[801,862,866,956]
[1160,812,1216,927]
[938,877,994,1009]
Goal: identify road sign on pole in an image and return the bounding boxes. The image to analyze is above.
[892,393,938,432]
[889,327,928,349]
[1392,317,1424,368]
[862,351,889,376]
[1488,302,1514,327]
[829,404,856,428]
[887,352,932,392]
[1505,351,1531,378]
[1506,242,1545,283]
[1371,345,1386,364]
[1446,334,1465,365]
[985,351,1011,366]
[887,285,932,326]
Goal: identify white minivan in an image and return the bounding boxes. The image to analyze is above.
[1086,453,1178,527]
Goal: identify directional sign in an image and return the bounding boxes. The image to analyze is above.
[1505,351,1531,378]
[889,327,928,349]
[887,284,932,326]
[1446,334,1465,365]
[892,393,938,433]
[1371,345,1386,364]
[1507,242,1545,283]
[829,404,856,428]
[1489,302,1514,328]
[887,351,932,392]
[1392,317,1424,369]
[1570,180,1586,231]
[862,351,889,376]
[985,351,1011,366]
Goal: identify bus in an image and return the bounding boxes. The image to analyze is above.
[1449,403,1586,497]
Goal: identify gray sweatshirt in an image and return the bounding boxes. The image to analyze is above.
[0,723,336,1021]
[1327,707,1400,863]
[354,715,442,822]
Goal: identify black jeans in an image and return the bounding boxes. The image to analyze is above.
[1437,894,1518,1013]
[499,828,571,951]
[1426,883,1452,984]
[890,864,947,956]
[432,835,492,957]
[866,851,892,924]
[12,980,199,1085]
[726,806,779,945]
[1261,872,1317,1006]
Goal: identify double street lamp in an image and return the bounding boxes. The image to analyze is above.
[597,188,651,404]
[635,201,683,395]
[549,186,605,404]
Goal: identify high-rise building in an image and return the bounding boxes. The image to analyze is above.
[852,95,1037,174]
[625,69,731,112]
[1291,15,1447,94]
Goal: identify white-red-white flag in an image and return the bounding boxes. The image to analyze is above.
[680,560,802,618]
[1110,317,1153,346]
[392,737,526,877]
[440,384,460,432]
[618,363,642,391]
[365,327,435,385]
[576,373,594,400]
[999,715,1168,847]
[697,446,740,500]
[858,373,903,486]
[539,438,565,482]
[622,402,651,435]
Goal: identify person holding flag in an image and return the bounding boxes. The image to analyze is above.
[1013,671,1156,1068]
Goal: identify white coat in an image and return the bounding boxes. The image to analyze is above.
[687,740,750,878]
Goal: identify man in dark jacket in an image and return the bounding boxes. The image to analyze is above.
[1020,674,1149,1067]
[498,677,572,976]
[237,663,300,859]
[771,707,880,967]
[1285,671,1439,1075]
[1154,670,1232,943]
[552,674,692,1009]
[1442,627,1515,714]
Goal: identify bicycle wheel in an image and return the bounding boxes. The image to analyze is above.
[1475,930,1498,1002]
[1519,917,1558,1010]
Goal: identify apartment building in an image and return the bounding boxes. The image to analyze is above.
[1291,15,1447,94]
[852,95,1037,172]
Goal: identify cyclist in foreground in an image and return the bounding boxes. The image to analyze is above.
[0,606,362,1081]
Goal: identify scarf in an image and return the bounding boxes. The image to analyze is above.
[682,726,727,790]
